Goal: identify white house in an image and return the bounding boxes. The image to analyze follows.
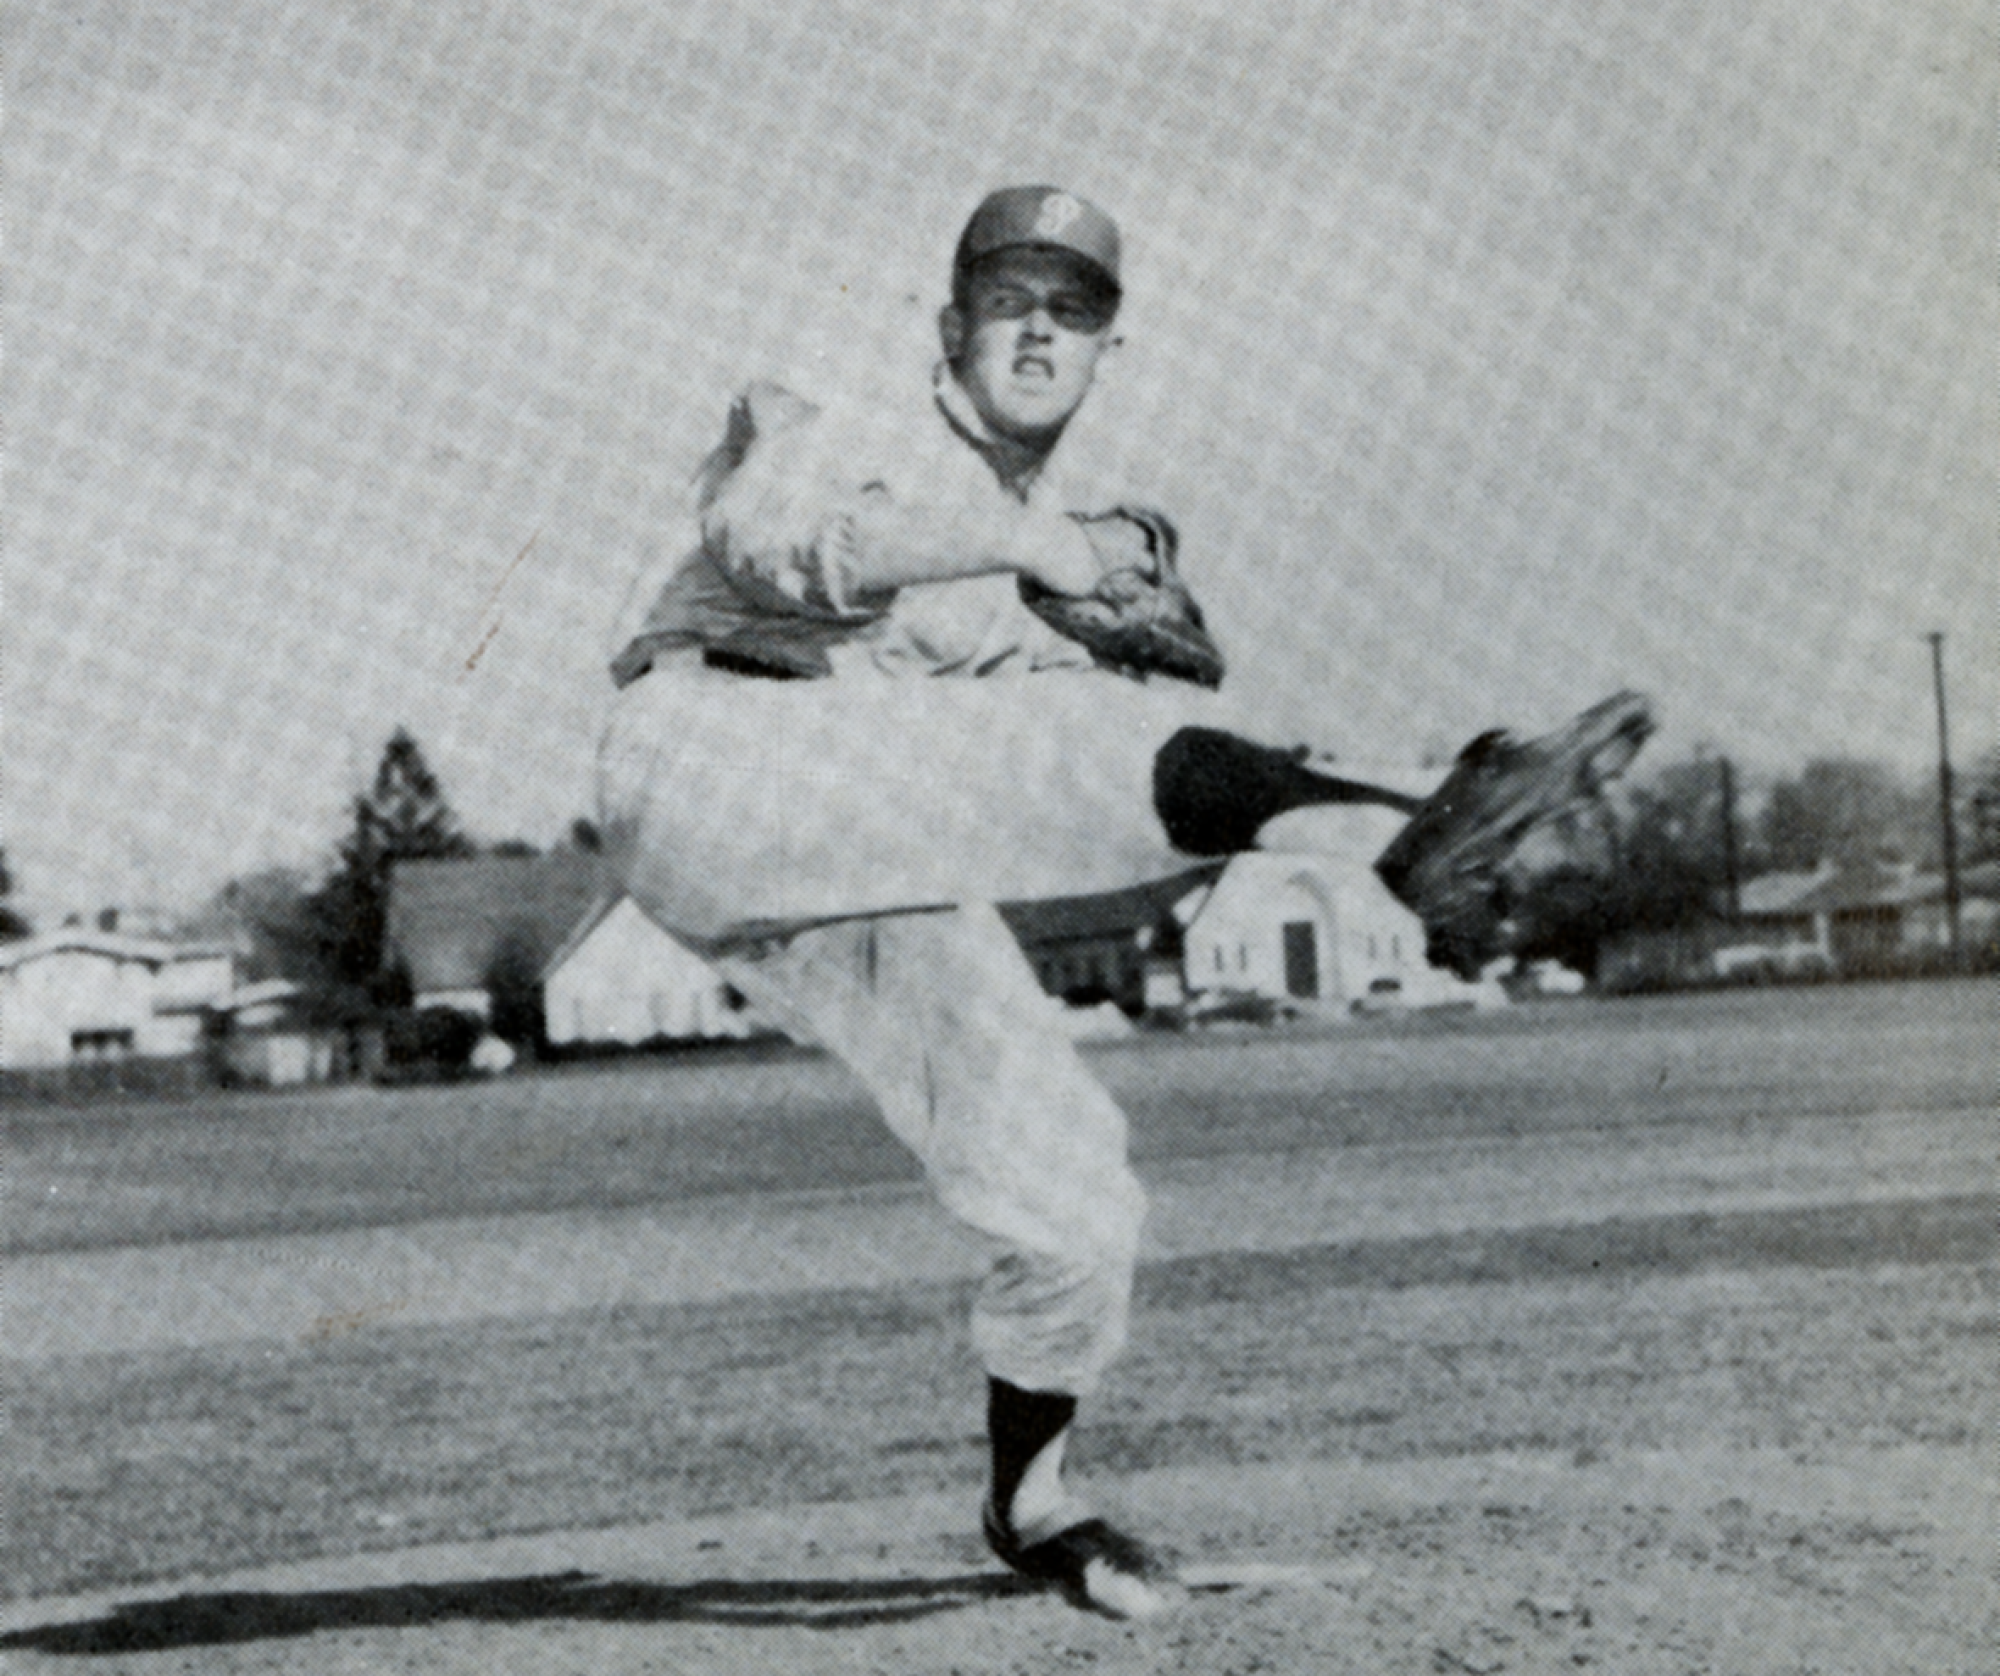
[385,856,777,1048]
[1719,858,2000,976]
[1183,850,1499,1015]
[541,894,763,1046]
[0,932,235,1069]
[1897,861,2000,958]
[1712,865,1838,978]
[209,978,347,1086]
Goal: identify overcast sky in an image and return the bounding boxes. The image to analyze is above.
[6,0,1992,918]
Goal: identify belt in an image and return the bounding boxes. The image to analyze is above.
[702,647,810,680]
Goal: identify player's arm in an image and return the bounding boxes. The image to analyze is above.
[845,491,1104,596]
[698,386,1102,614]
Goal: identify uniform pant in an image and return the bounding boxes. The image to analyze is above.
[597,653,1432,1395]
[711,901,1146,1396]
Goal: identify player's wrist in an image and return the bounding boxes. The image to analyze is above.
[1012,516,1102,596]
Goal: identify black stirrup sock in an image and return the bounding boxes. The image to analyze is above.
[1152,726,1424,856]
[988,1378,1079,1523]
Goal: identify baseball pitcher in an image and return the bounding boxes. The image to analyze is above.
[600,185,1651,1617]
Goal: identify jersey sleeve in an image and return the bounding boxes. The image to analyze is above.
[696,383,894,622]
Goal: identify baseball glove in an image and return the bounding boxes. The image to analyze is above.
[1019,507,1226,689]
[1374,690,1656,979]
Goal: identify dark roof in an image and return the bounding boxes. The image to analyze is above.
[1735,866,1833,917]
[386,853,612,996]
[1791,860,1932,915]
[1963,859,2000,899]
[999,865,1223,948]
[1743,858,2000,918]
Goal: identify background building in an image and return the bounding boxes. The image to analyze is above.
[0,931,234,1070]
[541,894,760,1047]
[206,979,349,1086]
[385,852,612,1022]
[998,867,1223,1016]
[1182,853,1497,1016]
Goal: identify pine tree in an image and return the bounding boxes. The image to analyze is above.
[345,730,476,875]
[305,729,475,1015]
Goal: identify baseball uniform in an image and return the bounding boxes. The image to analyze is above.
[596,186,1652,1618]
[599,358,1257,1394]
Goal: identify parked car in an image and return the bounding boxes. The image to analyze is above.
[1712,942,1834,983]
[1180,989,1309,1029]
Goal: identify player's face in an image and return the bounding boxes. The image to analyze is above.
[944,250,1119,445]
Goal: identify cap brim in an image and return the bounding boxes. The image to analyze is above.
[961,242,1122,297]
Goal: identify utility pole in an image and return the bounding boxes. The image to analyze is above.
[1927,632,1962,965]
[1717,754,1742,921]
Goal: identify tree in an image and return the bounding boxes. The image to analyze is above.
[346,728,477,874]
[1758,758,1922,872]
[1963,746,2000,867]
[0,846,29,941]
[299,729,476,1016]
[189,868,316,980]
[1545,755,1739,947]
[485,924,548,1052]
[1504,756,1739,975]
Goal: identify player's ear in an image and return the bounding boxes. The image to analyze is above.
[938,303,966,364]
[1084,330,1124,388]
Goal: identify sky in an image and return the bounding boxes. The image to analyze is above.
[5,0,1993,920]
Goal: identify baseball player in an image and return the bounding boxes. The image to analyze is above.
[600,186,1650,1618]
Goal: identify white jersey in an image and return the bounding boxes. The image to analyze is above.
[611,367,1110,686]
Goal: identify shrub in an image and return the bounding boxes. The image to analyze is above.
[381,1006,483,1081]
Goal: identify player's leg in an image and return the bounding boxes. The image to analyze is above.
[599,655,1427,946]
[1149,725,1424,854]
[603,651,1651,975]
[1146,695,1657,977]
[712,903,1180,1617]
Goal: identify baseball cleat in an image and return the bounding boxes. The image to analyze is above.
[983,1498,1185,1619]
[1375,690,1656,979]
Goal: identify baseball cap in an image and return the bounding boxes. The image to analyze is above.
[953,186,1121,296]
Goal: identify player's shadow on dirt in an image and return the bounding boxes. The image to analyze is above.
[0,1569,1039,1654]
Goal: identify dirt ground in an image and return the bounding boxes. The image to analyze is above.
[2,981,1994,1673]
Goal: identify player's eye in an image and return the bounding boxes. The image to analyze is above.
[978,289,1112,334]
[979,288,1039,320]
[1045,295,1113,333]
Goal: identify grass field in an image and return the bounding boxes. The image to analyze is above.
[3,979,1994,1673]
[7,980,1992,1256]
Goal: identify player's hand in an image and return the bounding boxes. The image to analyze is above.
[1074,510,1158,582]
[1010,513,1106,597]
[1018,507,1227,688]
